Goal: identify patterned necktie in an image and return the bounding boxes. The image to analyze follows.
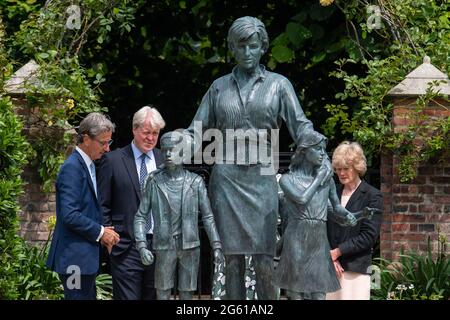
[139,153,152,233]
[89,162,97,197]
[139,153,148,191]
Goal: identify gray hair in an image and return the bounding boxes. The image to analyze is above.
[132,106,166,130]
[77,112,115,144]
[228,16,269,53]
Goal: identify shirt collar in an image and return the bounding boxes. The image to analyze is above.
[75,146,93,169]
[131,141,154,160]
[231,64,267,83]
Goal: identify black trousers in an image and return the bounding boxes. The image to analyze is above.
[110,237,156,300]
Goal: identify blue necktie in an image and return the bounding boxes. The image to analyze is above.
[139,153,148,191]
[89,162,97,197]
[139,154,152,233]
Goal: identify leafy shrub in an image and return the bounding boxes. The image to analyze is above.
[96,273,113,300]
[372,237,449,300]
[13,240,64,300]
[0,95,31,299]
[1,34,62,298]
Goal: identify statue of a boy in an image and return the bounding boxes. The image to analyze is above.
[134,131,224,300]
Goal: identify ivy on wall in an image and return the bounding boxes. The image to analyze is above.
[3,0,140,191]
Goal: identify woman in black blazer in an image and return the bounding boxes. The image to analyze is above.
[326,141,382,300]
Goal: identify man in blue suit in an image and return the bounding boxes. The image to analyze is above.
[46,112,120,300]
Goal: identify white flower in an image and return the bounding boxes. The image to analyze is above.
[245,276,256,288]
[396,284,407,291]
[408,284,415,290]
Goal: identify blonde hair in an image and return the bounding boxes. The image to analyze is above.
[332,141,367,177]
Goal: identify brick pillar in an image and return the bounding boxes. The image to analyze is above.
[381,97,450,260]
[5,60,76,245]
[12,95,76,245]
[381,56,450,260]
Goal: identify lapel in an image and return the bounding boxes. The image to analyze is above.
[180,170,190,214]
[121,145,141,200]
[73,149,98,203]
[154,171,170,204]
[345,180,368,211]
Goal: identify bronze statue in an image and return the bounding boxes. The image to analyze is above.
[134,131,224,300]
[183,16,321,299]
[274,131,376,300]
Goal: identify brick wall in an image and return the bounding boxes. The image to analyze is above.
[12,95,75,245]
[380,98,450,260]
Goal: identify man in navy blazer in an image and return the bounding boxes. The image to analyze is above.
[97,106,165,300]
[46,113,120,300]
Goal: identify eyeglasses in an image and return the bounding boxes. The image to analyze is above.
[86,134,113,147]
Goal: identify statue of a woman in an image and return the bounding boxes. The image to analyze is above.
[184,16,322,299]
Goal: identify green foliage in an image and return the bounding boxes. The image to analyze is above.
[0,15,58,300]
[372,236,449,300]
[0,93,32,298]
[1,4,119,300]
[0,16,12,88]
[0,0,42,40]
[322,103,355,139]
[0,68,59,300]
[4,1,139,191]
[322,0,450,180]
[0,96,29,235]
[82,0,367,146]
[32,136,67,193]
[10,239,64,300]
[13,0,138,59]
[268,2,336,69]
[96,273,113,300]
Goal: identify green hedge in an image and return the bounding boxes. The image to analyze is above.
[0,96,64,299]
[0,96,29,298]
